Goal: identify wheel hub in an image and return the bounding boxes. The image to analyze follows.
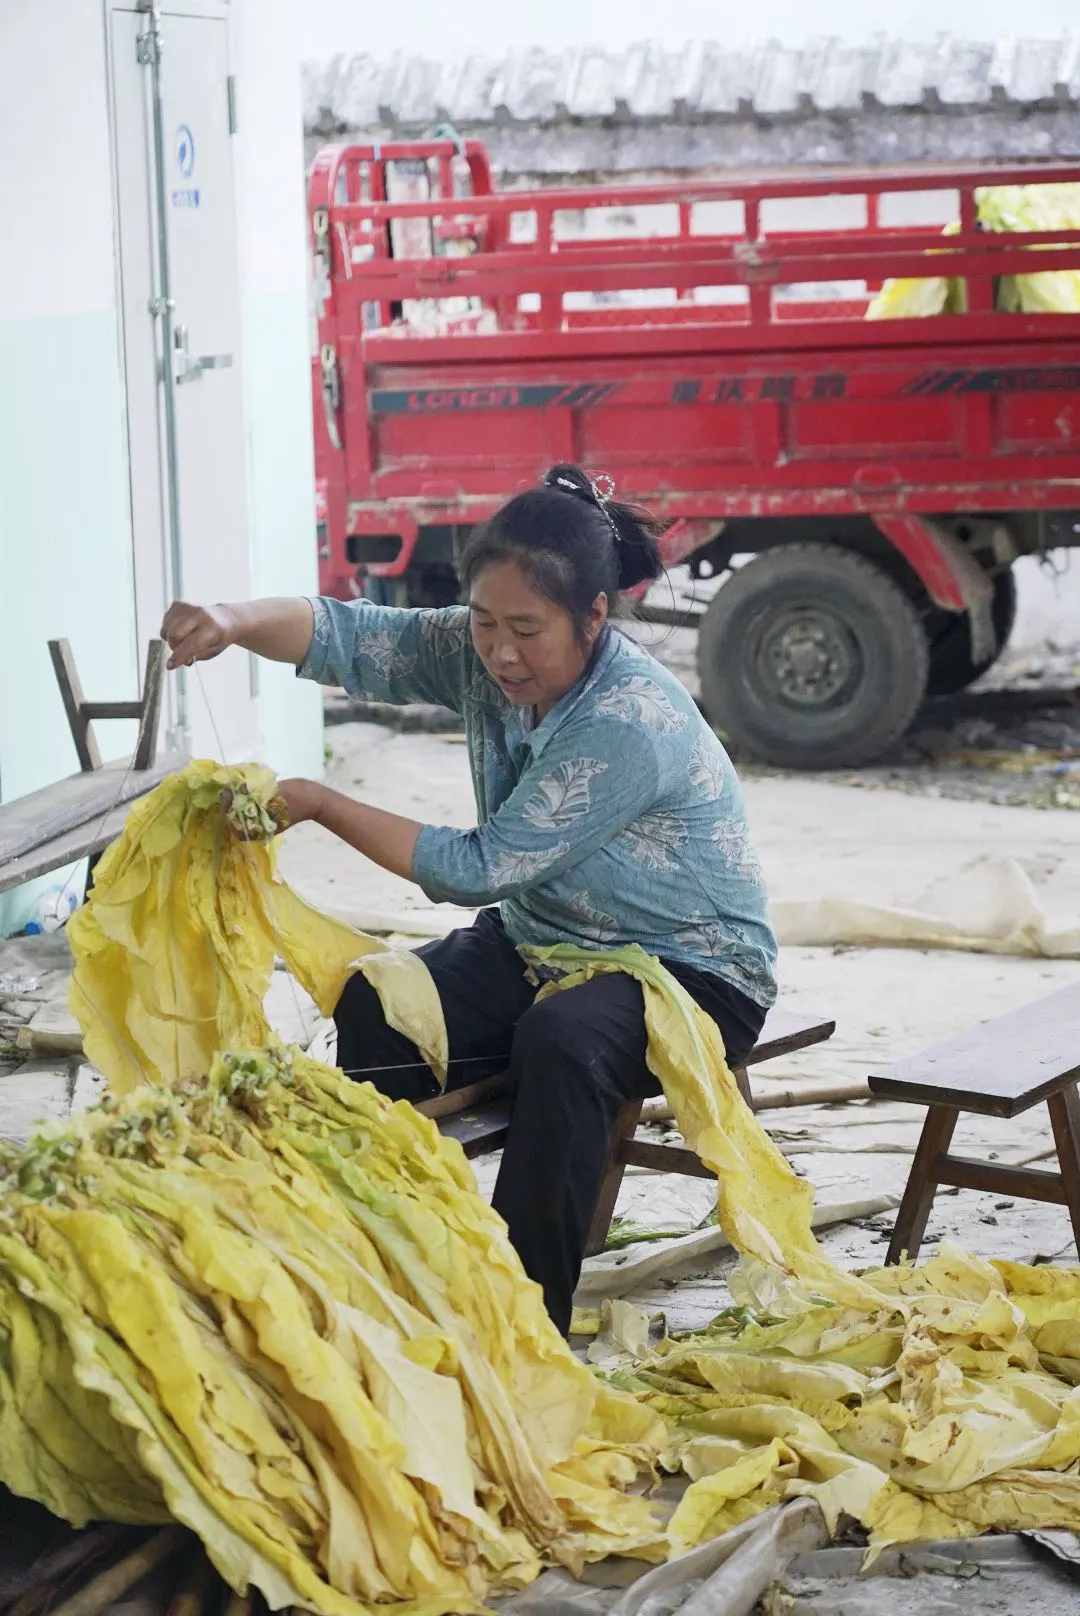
[759,609,857,706]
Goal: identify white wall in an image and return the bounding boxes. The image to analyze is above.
[231,0,323,779]
[0,0,322,934]
[0,0,139,933]
[0,6,121,323]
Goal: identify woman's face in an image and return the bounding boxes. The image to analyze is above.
[469,558,608,717]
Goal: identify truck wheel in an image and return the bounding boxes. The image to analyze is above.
[696,545,929,769]
[926,569,1017,697]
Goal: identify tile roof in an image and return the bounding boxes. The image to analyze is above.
[303,35,1080,130]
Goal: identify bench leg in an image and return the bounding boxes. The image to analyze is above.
[1048,1086,1080,1259]
[886,1103,959,1267]
[49,639,102,773]
[133,640,166,771]
[583,1099,643,1258]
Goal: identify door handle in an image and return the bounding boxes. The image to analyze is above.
[173,324,233,384]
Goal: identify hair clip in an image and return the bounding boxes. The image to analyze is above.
[549,470,621,542]
[590,476,620,542]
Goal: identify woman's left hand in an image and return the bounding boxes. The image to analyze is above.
[236,780,422,881]
[274,777,326,829]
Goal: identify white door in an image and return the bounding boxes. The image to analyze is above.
[109,2,256,763]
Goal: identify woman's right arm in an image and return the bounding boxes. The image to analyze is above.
[162,598,314,670]
[162,595,476,711]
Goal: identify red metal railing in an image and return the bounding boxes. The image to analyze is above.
[311,154,1080,351]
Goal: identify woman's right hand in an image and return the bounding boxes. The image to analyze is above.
[161,601,238,670]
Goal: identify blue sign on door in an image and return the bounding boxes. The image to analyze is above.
[172,123,199,208]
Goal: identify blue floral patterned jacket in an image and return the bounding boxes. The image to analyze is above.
[301,598,778,1008]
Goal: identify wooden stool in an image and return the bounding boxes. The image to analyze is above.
[869,982,1080,1266]
[415,1006,836,1257]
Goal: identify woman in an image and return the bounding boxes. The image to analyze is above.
[161,464,778,1335]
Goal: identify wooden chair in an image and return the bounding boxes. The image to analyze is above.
[0,640,184,895]
[417,1006,836,1256]
[869,982,1080,1266]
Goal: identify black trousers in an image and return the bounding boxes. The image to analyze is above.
[334,910,765,1336]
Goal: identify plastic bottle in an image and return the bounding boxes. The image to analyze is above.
[24,885,79,935]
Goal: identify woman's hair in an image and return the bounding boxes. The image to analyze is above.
[459,464,663,645]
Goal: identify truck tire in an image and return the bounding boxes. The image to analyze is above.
[926,569,1017,697]
[696,545,929,770]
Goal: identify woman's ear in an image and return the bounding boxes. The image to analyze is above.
[587,592,609,642]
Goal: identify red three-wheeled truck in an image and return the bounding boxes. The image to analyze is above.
[308,139,1080,768]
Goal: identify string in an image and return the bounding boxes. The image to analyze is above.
[325,1050,507,1078]
[278,957,319,1048]
[194,663,228,762]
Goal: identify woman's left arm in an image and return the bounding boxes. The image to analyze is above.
[275,715,664,901]
[275,779,422,881]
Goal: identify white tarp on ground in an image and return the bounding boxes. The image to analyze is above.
[772,853,1080,958]
[750,776,1080,960]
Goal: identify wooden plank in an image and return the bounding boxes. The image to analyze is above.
[81,703,144,721]
[48,638,101,773]
[885,1103,958,1266]
[746,1009,836,1067]
[620,1139,716,1178]
[416,1071,507,1121]
[933,1153,1068,1205]
[0,805,130,894]
[438,1098,511,1158]
[869,983,1080,1118]
[0,752,183,869]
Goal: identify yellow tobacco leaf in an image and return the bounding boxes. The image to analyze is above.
[667,1440,796,1553]
[655,1348,870,1409]
[528,945,881,1310]
[68,762,446,1091]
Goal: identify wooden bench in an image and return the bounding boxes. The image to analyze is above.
[0,640,184,897]
[869,982,1080,1266]
[417,1006,836,1256]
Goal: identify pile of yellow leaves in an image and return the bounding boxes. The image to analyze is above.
[0,764,673,1612]
[0,1050,665,1612]
[609,1247,1080,1559]
[6,758,1080,1607]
